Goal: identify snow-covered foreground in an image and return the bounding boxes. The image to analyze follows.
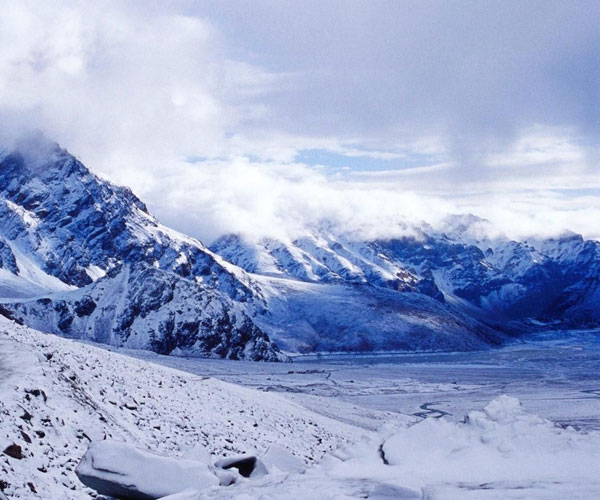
[0,317,362,499]
[2,318,600,499]
[188,395,600,500]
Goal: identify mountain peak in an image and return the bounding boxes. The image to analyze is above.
[0,140,285,360]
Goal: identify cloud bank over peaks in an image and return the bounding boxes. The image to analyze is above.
[141,156,600,245]
[0,1,599,244]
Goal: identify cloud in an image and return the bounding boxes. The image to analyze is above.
[196,0,600,151]
[139,156,600,245]
[0,0,283,167]
[143,157,455,244]
[0,1,599,244]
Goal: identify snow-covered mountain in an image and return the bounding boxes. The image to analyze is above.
[1,136,597,359]
[0,137,508,356]
[211,215,600,332]
[0,136,283,361]
[212,232,503,353]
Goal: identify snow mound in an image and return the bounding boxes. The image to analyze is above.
[76,440,218,499]
[380,395,600,496]
[262,444,305,474]
[189,396,600,499]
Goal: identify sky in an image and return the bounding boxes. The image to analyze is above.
[1,0,599,242]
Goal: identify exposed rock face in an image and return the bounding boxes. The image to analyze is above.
[0,238,18,274]
[0,136,284,361]
[0,137,251,297]
[211,218,600,329]
[7,263,281,361]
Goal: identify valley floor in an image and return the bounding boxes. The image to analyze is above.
[2,318,600,499]
[120,329,600,432]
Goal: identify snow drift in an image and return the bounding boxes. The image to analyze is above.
[172,396,600,500]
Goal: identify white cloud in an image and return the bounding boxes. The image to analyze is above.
[135,155,600,245]
[142,157,454,244]
[0,1,598,245]
[0,0,283,168]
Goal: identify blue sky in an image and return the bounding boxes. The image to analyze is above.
[1,0,599,240]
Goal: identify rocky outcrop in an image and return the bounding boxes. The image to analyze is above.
[6,262,284,361]
[0,136,282,361]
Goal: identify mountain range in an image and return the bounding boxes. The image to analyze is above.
[0,136,598,359]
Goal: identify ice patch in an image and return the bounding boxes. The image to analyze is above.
[76,440,219,499]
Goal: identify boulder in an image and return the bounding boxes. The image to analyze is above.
[3,444,23,460]
[213,454,268,479]
[262,444,305,474]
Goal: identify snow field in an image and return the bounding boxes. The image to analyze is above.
[2,315,600,499]
[0,317,361,499]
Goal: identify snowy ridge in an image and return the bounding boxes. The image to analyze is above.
[213,214,600,330]
[249,273,501,353]
[0,136,283,360]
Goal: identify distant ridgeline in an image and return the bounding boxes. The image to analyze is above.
[0,138,599,359]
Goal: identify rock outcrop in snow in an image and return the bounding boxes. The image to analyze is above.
[0,136,283,360]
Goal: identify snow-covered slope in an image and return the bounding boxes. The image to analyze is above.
[4,318,600,500]
[0,317,361,499]
[250,274,501,353]
[211,232,443,300]
[212,215,600,330]
[0,136,283,360]
[0,137,508,356]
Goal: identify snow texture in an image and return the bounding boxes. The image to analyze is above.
[76,440,218,499]
[0,137,284,360]
[0,317,359,498]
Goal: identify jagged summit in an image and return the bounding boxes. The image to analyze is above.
[0,139,284,361]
